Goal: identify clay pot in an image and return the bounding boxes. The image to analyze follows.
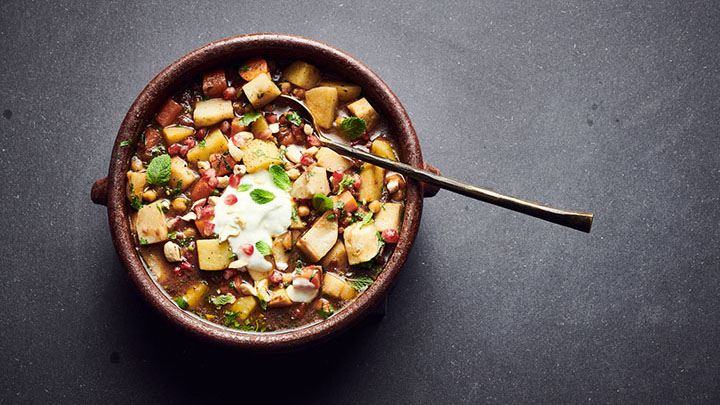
[91,34,440,351]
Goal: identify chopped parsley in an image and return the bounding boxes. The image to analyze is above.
[210,293,236,306]
[139,238,149,245]
[198,140,207,148]
[286,111,303,126]
[238,111,262,126]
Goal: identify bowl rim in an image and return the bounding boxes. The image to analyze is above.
[104,33,424,351]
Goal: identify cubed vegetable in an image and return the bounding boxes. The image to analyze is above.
[135,201,168,244]
[238,57,269,82]
[357,138,398,204]
[315,147,353,172]
[271,234,290,270]
[282,61,322,89]
[163,126,194,144]
[242,139,283,173]
[228,296,257,321]
[322,273,356,300]
[208,152,236,176]
[334,190,358,213]
[155,98,183,127]
[126,171,146,202]
[193,98,234,127]
[169,156,198,192]
[304,87,338,129]
[196,239,233,271]
[202,68,227,98]
[320,240,349,273]
[297,212,338,263]
[374,202,403,232]
[189,178,214,202]
[343,222,380,265]
[181,282,209,310]
[250,115,270,137]
[289,167,330,199]
[187,128,228,163]
[242,74,281,108]
[347,97,379,130]
[318,80,362,102]
[370,138,397,160]
[268,288,293,308]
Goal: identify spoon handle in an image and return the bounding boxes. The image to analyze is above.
[322,139,594,233]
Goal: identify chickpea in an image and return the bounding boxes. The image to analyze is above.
[142,189,157,202]
[131,156,144,172]
[303,123,313,136]
[369,200,382,214]
[298,205,310,217]
[172,198,188,212]
[286,168,301,180]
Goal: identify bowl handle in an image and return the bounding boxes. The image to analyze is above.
[421,163,441,198]
[91,177,109,206]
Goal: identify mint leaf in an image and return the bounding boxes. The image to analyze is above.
[238,111,262,126]
[255,241,272,256]
[312,194,333,212]
[237,184,253,192]
[250,188,275,204]
[347,276,374,292]
[286,112,303,126]
[269,164,291,191]
[338,117,367,140]
[210,293,236,306]
[146,154,172,186]
[361,212,375,227]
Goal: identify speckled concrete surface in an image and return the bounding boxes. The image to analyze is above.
[1,0,719,403]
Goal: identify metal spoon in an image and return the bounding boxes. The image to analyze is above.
[279,95,594,233]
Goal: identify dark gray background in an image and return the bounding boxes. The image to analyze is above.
[1,0,718,403]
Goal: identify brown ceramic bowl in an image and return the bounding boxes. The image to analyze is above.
[91,33,439,351]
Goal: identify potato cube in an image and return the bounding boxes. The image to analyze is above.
[187,128,228,163]
[318,80,362,102]
[135,201,168,245]
[305,87,338,129]
[357,138,397,204]
[163,126,194,144]
[126,171,146,202]
[268,288,293,308]
[315,147,353,172]
[322,273,356,300]
[242,139,283,173]
[242,74,281,108]
[290,167,330,199]
[320,240,349,273]
[228,296,257,321]
[370,138,397,161]
[196,239,234,271]
[169,156,198,191]
[297,212,338,263]
[181,282,209,310]
[250,115,269,137]
[347,97,379,130]
[343,222,380,265]
[193,98,234,127]
[374,202,403,232]
[282,61,321,89]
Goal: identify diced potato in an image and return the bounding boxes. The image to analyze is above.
[182,282,209,310]
[289,201,307,229]
[187,129,228,163]
[126,171,146,202]
[305,87,338,129]
[357,138,397,204]
[255,279,271,302]
[320,240,349,273]
[250,115,269,137]
[315,147,353,172]
[163,126,194,144]
[290,167,330,199]
[169,156,198,191]
[318,80,361,102]
[193,98,234,127]
[343,222,380,265]
[271,234,290,270]
[196,239,233,271]
[228,296,257,321]
[136,201,168,244]
[297,212,338,263]
[242,139,283,173]
[242,74,281,109]
[138,247,169,283]
[373,202,404,232]
[322,273,356,300]
[282,61,321,89]
[370,138,397,160]
[268,288,293,308]
[249,269,269,281]
[347,97,380,130]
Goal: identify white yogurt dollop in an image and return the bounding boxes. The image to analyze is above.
[211,169,292,273]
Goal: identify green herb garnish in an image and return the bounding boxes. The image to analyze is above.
[361,212,375,227]
[198,140,207,148]
[338,174,355,193]
[146,154,172,186]
[316,308,334,319]
[286,112,303,126]
[347,276,374,292]
[120,140,132,146]
[239,65,250,72]
[139,238,149,245]
[175,296,189,309]
[255,241,272,256]
[237,111,262,126]
[130,195,143,211]
[338,117,367,140]
[326,214,336,220]
[269,164,291,191]
[312,194,333,212]
[250,188,275,204]
[237,184,253,192]
[210,293,236,306]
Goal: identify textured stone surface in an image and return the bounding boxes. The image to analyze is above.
[1,0,719,402]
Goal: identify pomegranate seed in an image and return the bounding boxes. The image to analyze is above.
[179,145,189,157]
[203,221,215,235]
[382,229,399,244]
[180,261,194,272]
[269,271,283,285]
[172,266,182,276]
[300,154,314,166]
[228,173,242,188]
[222,86,237,100]
[168,143,180,156]
[256,128,273,140]
[265,114,278,124]
[202,168,216,181]
[307,135,321,147]
[231,133,246,148]
[224,194,238,205]
[182,137,196,147]
[352,174,362,190]
[207,176,218,188]
[196,128,208,140]
[198,205,214,219]
[240,244,254,256]
[361,132,370,141]
[332,171,345,183]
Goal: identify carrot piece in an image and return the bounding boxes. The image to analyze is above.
[335,190,358,213]
[238,57,269,82]
[189,178,215,201]
[155,99,183,127]
[202,68,228,98]
[209,152,237,176]
[294,266,322,289]
[230,117,249,136]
